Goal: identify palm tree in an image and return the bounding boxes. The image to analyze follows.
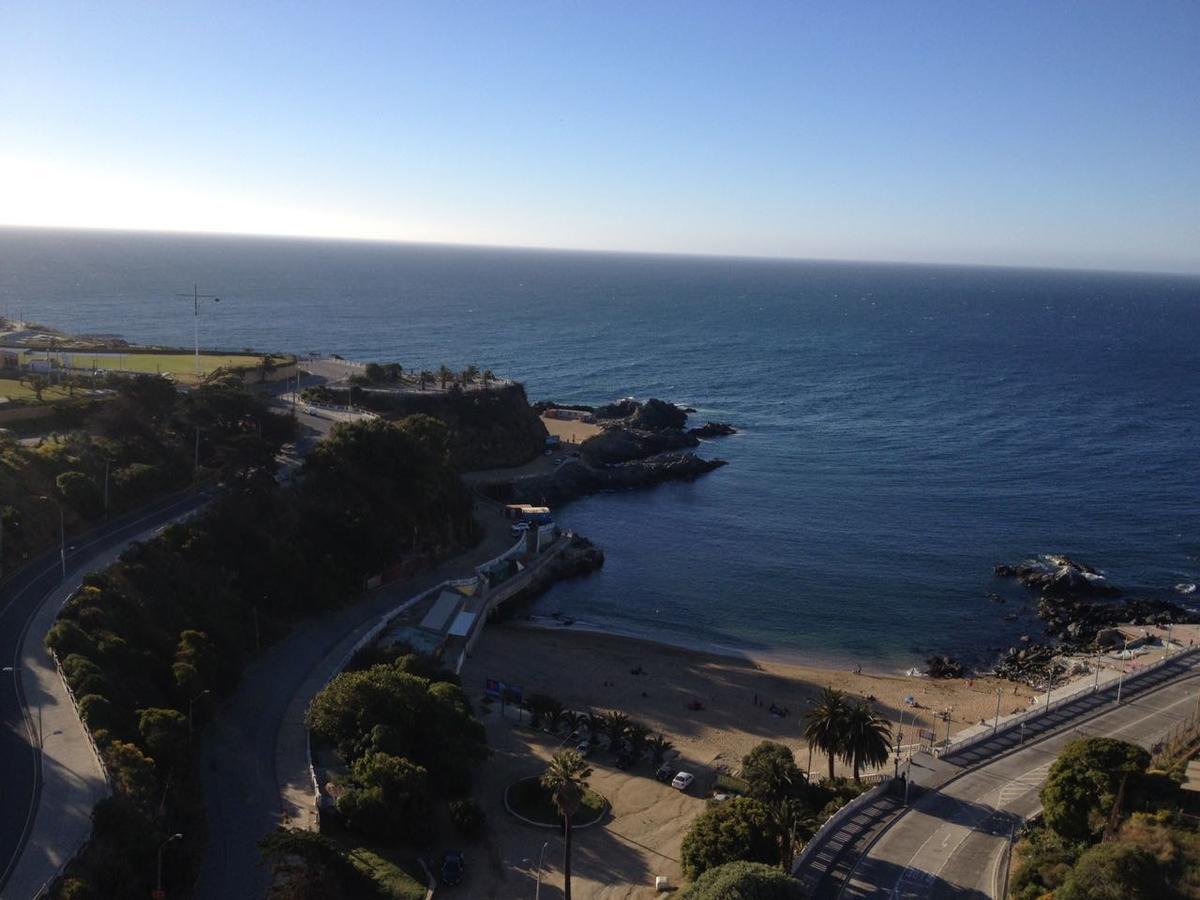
[647,733,674,768]
[461,363,480,386]
[437,365,453,390]
[541,750,593,900]
[626,721,650,761]
[583,710,604,741]
[803,686,851,783]
[840,701,893,783]
[601,710,630,752]
[559,709,584,736]
[482,368,495,387]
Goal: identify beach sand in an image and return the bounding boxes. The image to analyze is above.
[457,624,1042,899]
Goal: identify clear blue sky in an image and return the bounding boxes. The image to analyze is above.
[2,1,1197,272]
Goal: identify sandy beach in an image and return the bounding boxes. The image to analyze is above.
[456,623,1045,899]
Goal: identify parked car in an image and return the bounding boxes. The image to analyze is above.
[441,850,465,886]
[510,521,531,536]
[655,764,676,783]
[671,772,695,791]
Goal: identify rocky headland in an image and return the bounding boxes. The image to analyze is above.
[973,554,1200,685]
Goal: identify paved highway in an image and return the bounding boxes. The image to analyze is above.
[0,487,214,894]
[833,653,1200,899]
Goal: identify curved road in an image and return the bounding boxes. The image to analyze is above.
[831,652,1200,899]
[0,486,214,894]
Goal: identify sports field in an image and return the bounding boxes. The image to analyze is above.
[19,351,288,383]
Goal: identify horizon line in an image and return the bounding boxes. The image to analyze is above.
[2,221,1198,281]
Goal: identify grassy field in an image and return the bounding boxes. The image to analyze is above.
[507,776,607,826]
[18,351,289,384]
[339,843,428,900]
[0,377,72,402]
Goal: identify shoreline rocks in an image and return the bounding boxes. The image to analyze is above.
[688,422,737,438]
[994,555,1121,598]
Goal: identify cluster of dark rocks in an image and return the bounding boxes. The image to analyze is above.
[688,422,738,438]
[925,655,965,678]
[992,643,1066,687]
[994,555,1121,598]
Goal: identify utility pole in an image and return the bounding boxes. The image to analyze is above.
[176,285,220,377]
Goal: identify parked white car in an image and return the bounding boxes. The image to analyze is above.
[670,772,695,791]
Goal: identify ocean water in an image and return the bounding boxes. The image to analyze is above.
[3,227,1199,670]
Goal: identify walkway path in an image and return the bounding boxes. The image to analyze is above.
[0,488,213,899]
[196,503,525,900]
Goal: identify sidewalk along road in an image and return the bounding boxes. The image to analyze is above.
[196,504,519,900]
[830,652,1200,899]
[0,486,214,896]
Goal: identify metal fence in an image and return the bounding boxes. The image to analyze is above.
[941,646,1200,761]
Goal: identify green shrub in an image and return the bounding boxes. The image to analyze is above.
[449,798,486,837]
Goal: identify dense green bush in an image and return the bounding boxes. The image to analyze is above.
[449,797,486,837]
[681,798,780,879]
[680,860,804,899]
[1040,737,1150,843]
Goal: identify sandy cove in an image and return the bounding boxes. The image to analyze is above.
[457,624,1042,899]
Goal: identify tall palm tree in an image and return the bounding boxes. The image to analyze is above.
[559,709,584,736]
[482,368,495,387]
[462,363,480,386]
[840,701,893,783]
[601,710,630,752]
[437,365,452,389]
[583,710,604,742]
[647,733,674,768]
[541,750,593,900]
[625,721,650,760]
[803,687,851,783]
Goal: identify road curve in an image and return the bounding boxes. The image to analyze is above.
[0,486,213,896]
[838,655,1200,899]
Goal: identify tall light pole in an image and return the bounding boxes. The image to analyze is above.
[35,495,66,580]
[188,689,212,740]
[177,285,220,377]
[157,832,183,895]
[534,840,549,900]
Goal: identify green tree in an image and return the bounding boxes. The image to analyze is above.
[742,742,803,805]
[335,751,433,843]
[648,733,675,767]
[840,702,892,783]
[482,369,495,387]
[437,365,453,389]
[364,362,385,383]
[1055,842,1162,900]
[26,373,49,401]
[525,692,562,729]
[136,708,189,768]
[541,750,593,900]
[461,364,479,385]
[681,797,780,879]
[601,709,631,752]
[803,687,850,783]
[680,860,805,899]
[1040,737,1150,844]
[57,471,103,520]
[102,740,158,810]
[258,827,383,900]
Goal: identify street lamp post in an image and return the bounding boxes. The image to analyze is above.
[157,833,183,896]
[992,688,1003,735]
[35,495,66,580]
[177,285,220,377]
[534,840,549,900]
[188,690,212,740]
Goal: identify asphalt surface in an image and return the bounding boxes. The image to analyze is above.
[0,486,213,894]
[827,652,1200,899]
